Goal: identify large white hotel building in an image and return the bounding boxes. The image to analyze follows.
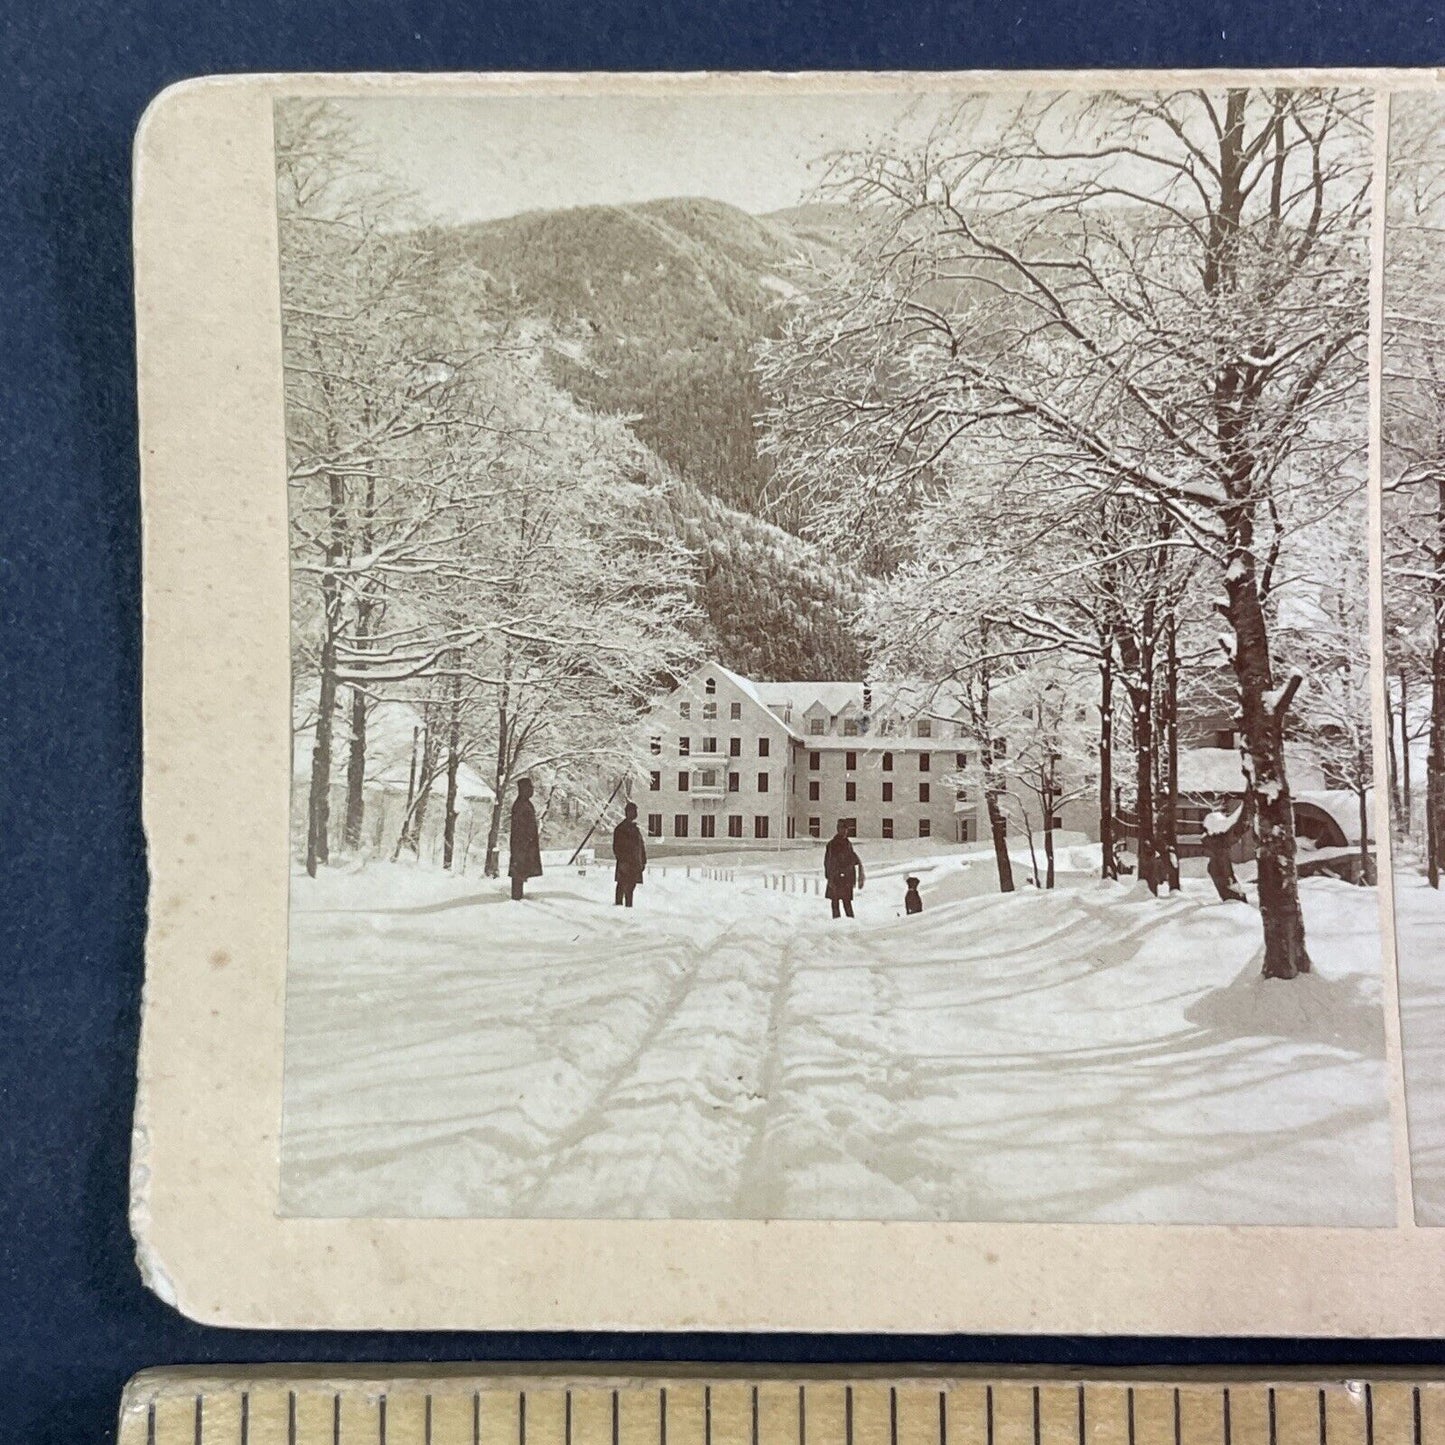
[633,662,1005,848]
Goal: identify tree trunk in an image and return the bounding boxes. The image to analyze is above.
[1129,682,1157,896]
[1226,561,1311,977]
[484,689,511,878]
[1400,669,1413,832]
[1430,475,1445,888]
[443,667,462,870]
[984,774,1015,893]
[305,640,338,877]
[1099,648,1116,880]
[1043,789,1056,890]
[1358,782,1373,886]
[1155,614,1181,893]
[343,683,369,852]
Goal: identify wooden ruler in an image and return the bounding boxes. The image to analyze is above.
[119,1371,1441,1445]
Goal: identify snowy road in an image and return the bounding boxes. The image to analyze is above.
[280,851,1394,1224]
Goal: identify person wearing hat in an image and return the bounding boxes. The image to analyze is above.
[904,876,923,915]
[507,776,543,901]
[612,800,647,908]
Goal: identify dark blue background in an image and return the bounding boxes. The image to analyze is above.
[4,2,1445,1441]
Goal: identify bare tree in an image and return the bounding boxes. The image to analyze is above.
[761,87,1372,978]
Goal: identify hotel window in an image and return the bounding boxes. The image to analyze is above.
[729,736,742,756]
[840,818,857,837]
[728,814,743,838]
[916,718,932,738]
[808,817,821,838]
[649,771,660,791]
[647,813,663,837]
[809,751,820,770]
[882,780,893,802]
[730,702,742,720]
[703,702,717,720]
[678,772,690,792]
[882,751,893,771]
[702,736,718,753]
[958,817,974,843]
[919,782,931,803]
[845,781,857,802]
[758,737,771,758]
[809,718,825,735]
[650,736,662,755]
[679,702,690,719]
[758,772,770,793]
[882,818,894,839]
[956,788,970,802]
[843,717,859,737]
[787,817,796,840]
[808,780,820,802]
[728,772,740,793]
[700,814,716,839]
[674,814,689,838]
[919,819,932,838]
[679,736,690,756]
[919,753,931,771]
[698,769,718,789]
[705,677,717,695]
[845,751,857,770]
[755,816,770,839]
[956,752,968,770]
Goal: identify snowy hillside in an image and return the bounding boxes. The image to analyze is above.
[280,852,1393,1224]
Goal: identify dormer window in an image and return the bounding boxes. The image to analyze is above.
[809,718,825,736]
[705,677,716,695]
[842,717,859,737]
[916,718,933,738]
[679,702,691,719]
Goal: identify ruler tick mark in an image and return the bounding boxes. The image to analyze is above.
[521,1392,527,1445]
[1318,1389,1327,1445]
[753,1387,760,1445]
[1366,1385,1375,1445]
[661,1388,668,1445]
[613,1390,620,1445]
[799,1385,806,1445]
[565,1394,572,1445]
[475,1393,482,1445]
[241,1392,249,1445]
[1077,1384,1086,1445]
[426,1395,433,1445]
[1415,1388,1423,1445]
[1267,1390,1276,1445]
[289,1391,297,1445]
[705,1387,712,1445]
[847,1388,855,1445]
[1174,1389,1182,1445]
[148,1402,156,1445]
[891,1388,899,1445]
[380,1394,388,1445]
[1127,1387,1136,1445]
[333,1394,341,1445]
[938,1390,947,1445]
[1224,1389,1233,1445]
[986,1387,995,1445]
[1033,1387,1041,1445]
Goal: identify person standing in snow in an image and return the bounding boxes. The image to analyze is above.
[824,820,865,919]
[1201,804,1249,903]
[612,800,647,908]
[508,776,543,901]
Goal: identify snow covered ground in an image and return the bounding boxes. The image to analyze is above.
[279,845,1395,1224]
[1396,876,1445,1224]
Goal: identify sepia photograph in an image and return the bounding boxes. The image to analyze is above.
[1384,88,1445,1224]
[275,83,1394,1225]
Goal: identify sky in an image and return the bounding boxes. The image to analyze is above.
[312,88,961,225]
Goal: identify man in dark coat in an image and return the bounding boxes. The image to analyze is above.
[612,801,647,908]
[824,819,865,919]
[508,776,543,900]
